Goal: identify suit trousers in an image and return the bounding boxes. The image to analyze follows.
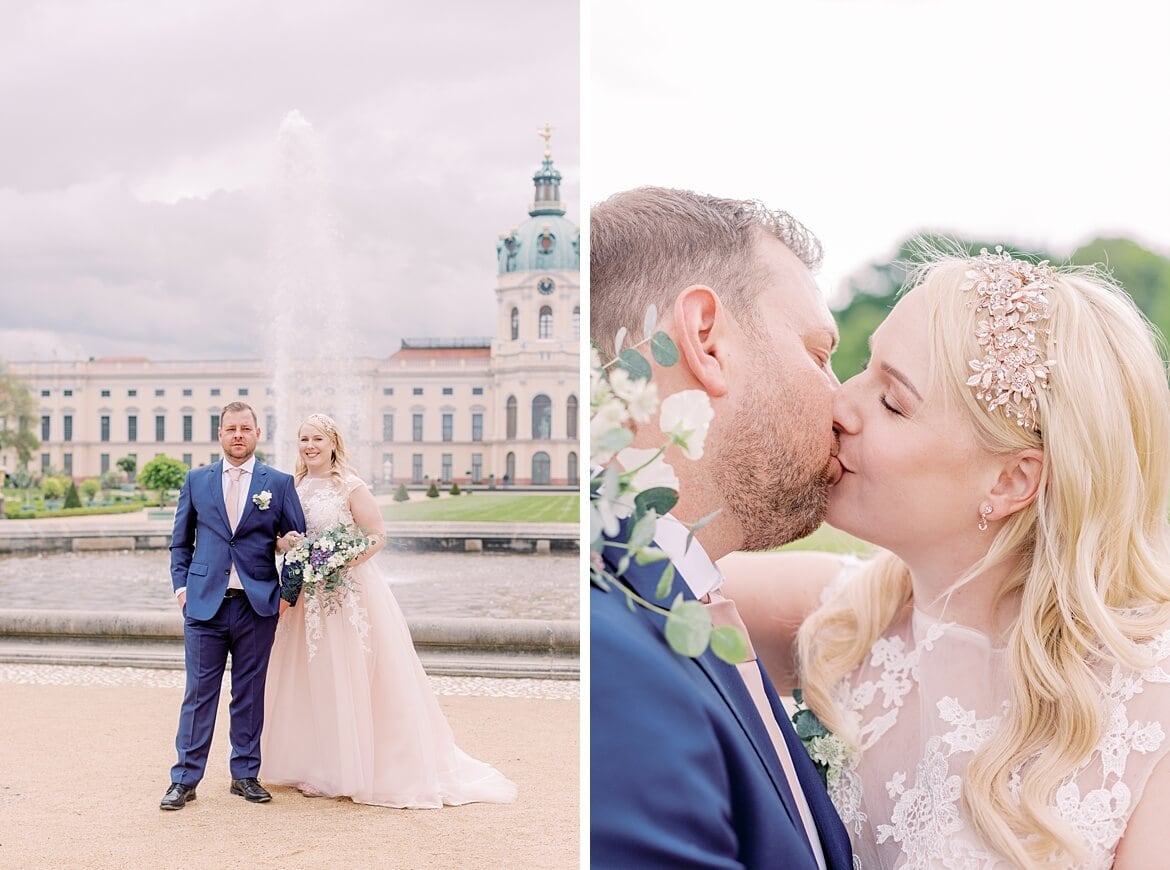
[171,595,279,784]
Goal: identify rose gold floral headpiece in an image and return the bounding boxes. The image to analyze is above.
[961,246,1055,432]
[302,413,339,438]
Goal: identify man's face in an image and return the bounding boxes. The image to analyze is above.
[711,235,841,549]
[219,409,259,465]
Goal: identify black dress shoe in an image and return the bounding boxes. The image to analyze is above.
[160,782,197,810]
[230,777,272,803]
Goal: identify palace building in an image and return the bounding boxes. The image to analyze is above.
[2,139,580,488]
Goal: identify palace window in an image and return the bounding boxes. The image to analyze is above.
[532,395,552,440]
[538,306,553,340]
[505,396,518,438]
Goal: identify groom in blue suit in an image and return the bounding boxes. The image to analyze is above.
[160,402,305,810]
[590,189,852,867]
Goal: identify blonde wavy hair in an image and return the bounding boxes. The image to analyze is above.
[294,413,358,487]
[797,246,1170,866]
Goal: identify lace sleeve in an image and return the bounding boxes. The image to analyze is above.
[343,471,367,495]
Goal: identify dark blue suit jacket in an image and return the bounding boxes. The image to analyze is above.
[169,460,305,621]
[591,525,853,869]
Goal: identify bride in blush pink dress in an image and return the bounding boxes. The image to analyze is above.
[260,413,517,808]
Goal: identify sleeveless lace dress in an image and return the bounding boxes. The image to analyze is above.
[816,563,1170,869]
[260,473,517,808]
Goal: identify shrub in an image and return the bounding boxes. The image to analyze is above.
[393,483,410,502]
[42,477,65,500]
[426,481,440,498]
[80,478,101,503]
[449,482,461,496]
[64,481,82,509]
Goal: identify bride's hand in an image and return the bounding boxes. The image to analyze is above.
[277,531,304,553]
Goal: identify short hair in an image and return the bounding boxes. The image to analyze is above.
[219,401,257,427]
[589,186,822,348]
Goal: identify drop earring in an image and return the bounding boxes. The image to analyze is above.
[978,504,993,532]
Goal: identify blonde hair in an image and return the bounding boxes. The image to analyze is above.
[294,413,357,487]
[798,246,1170,866]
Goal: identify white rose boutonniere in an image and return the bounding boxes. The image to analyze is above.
[253,490,273,511]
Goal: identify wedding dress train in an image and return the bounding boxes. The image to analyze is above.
[260,473,517,808]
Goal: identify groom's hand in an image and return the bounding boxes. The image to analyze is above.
[176,590,186,614]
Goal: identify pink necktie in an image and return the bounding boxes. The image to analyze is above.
[225,467,243,530]
[704,588,827,870]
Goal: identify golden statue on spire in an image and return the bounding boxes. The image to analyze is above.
[538,122,553,158]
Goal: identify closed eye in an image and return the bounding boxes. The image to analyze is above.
[879,394,904,417]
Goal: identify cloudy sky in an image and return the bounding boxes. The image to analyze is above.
[0,0,579,362]
[589,0,1170,306]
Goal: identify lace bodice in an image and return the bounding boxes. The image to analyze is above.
[296,472,362,536]
[818,564,1170,869]
[287,471,370,659]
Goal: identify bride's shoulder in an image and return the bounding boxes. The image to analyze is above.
[341,470,368,495]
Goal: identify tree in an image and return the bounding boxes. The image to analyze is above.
[392,483,410,502]
[426,481,440,498]
[449,482,461,496]
[116,455,137,483]
[42,477,65,501]
[80,478,101,503]
[139,454,189,507]
[64,481,82,509]
[0,364,39,469]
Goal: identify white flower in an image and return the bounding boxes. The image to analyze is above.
[590,396,630,465]
[607,367,660,424]
[252,490,272,510]
[602,447,680,520]
[659,390,715,460]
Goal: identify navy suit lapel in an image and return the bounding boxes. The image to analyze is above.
[600,530,814,857]
[207,461,230,532]
[761,666,853,868]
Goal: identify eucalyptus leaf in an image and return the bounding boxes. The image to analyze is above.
[642,303,658,340]
[617,348,652,381]
[617,553,631,576]
[634,486,678,517]
[633,545,670,565]
[664,596,713,658]
[588,505,605,549]
[614,326,628,357]
[597,426,634,453]
[650,331,680,367]
[684,507,723,553]
[654,562,676,599]
[710,625,751,664]
[792,708,830,739]
[628,510,658,552]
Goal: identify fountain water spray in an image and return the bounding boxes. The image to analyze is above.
[268,110,369,474]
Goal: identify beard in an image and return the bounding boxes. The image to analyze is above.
[712,369,833,551]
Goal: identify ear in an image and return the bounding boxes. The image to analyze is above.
[673,285,729,398]
[987,448,1044,519]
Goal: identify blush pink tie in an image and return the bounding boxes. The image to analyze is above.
[704,587,827,870]
[225,467,243,531]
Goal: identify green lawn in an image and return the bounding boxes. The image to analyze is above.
[381,493,579,524]
[779,523,874,556]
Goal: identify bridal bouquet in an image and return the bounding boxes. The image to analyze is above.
[284,523,374,602]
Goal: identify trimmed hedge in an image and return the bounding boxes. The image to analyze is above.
[3,502,149,520]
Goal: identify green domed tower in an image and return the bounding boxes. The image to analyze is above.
[491,124,580,486]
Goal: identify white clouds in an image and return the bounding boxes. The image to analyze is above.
[589,0,1170,302]
[0,0,580,361]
